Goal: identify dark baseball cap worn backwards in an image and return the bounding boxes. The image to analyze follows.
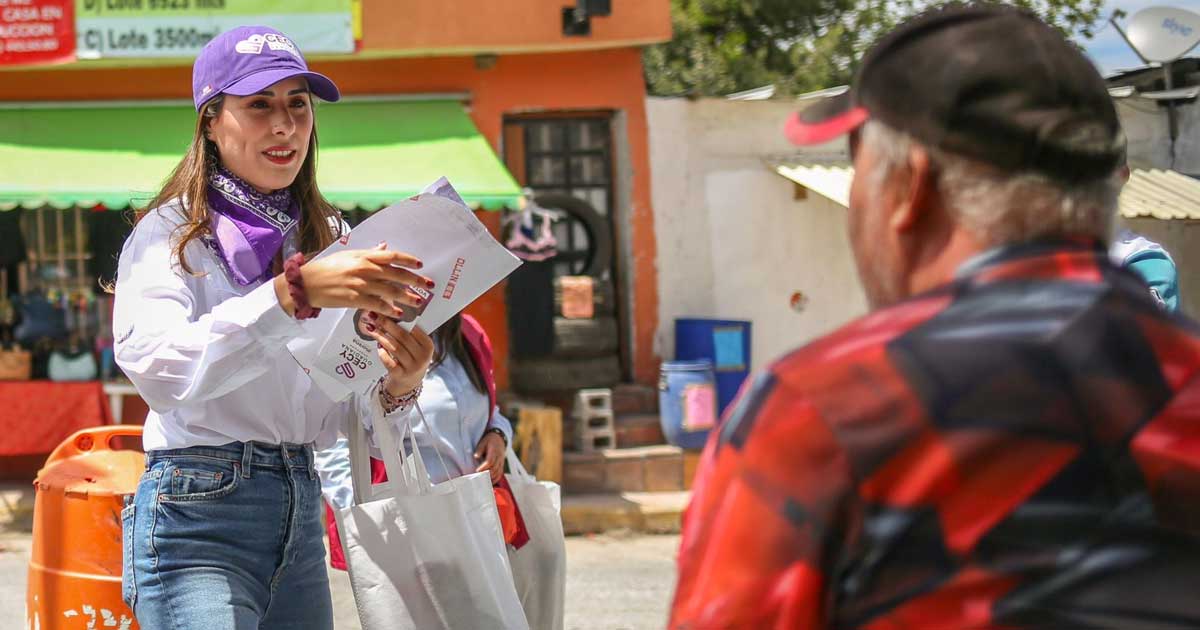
[786,3,1125,183]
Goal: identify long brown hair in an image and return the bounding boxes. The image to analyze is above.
[139,96,342,274]
[433,313,486,395]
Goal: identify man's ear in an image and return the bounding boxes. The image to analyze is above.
[890,147,935,232]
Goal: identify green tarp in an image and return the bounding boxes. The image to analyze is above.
[0,99,520,211]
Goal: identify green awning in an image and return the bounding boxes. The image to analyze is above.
[0,99,520,211]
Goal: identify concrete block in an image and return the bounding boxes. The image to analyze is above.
[577,429,616,453]
[574,388,614,416]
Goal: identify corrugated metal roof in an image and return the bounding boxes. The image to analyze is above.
[773,162,852,206]
[794,85,850,102]
[1107,85,1200,100]
[726,85,777,100]
[774,162,1200,221]
[1121,168,1200,220]
[1140,86,1200,100]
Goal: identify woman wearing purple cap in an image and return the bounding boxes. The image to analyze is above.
[113,26,434,629]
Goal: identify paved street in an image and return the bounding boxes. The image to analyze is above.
[2,530,678,630]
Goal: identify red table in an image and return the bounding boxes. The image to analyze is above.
[0,381,113,456]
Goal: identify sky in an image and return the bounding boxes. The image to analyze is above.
[1083,0,1200,75]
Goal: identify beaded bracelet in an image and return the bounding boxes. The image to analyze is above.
[283,252,321,320]
[483,426,507,446]
[379,378,422,415]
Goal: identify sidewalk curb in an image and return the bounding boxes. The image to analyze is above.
[562,491,690,535]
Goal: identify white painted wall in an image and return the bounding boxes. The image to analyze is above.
[1117,96,1200,176]
[647,97,867,373]
[1176,103,1200,175]
[645,98,716,331]
[1118,98,1172,170]
[647,95,1200,372]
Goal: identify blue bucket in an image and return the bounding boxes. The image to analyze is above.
[658,360,717,450]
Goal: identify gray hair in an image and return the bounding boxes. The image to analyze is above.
[860,120,1119,246]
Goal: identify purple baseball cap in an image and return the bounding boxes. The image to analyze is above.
[192,25,340,112]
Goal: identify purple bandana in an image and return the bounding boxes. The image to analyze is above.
[207,165,300,286]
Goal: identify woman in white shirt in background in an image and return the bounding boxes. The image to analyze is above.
[114,26,435,630]
[317,311,523,571]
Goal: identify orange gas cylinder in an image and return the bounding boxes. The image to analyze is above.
[26,426,144,630]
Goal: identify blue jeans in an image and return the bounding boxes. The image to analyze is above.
[122,442,334,630]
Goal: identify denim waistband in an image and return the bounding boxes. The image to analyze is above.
[147,441,315,474]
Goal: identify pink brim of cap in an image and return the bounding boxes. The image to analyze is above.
[784,105,869,146]
[222,67,341,103]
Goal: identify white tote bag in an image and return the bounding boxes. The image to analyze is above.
[505,448,567,630]
[335,415,530,630]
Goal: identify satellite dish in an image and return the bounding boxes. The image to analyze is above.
[1127,6,1200,63]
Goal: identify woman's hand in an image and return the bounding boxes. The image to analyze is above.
[276,244,433,318]
[474,431,506,484]
[367,316,434,397]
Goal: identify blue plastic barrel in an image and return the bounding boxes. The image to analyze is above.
[658,360,717,450]
[675,318,752,415]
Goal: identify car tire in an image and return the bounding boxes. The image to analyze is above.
[552,316,619,358]
[510,355,621,393]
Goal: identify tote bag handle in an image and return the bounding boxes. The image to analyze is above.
[505,447,536,483]
[347,411,424,505]
[374,412,435,496]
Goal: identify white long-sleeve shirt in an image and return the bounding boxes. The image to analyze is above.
[113,201,391,451]
[315,350,514,509]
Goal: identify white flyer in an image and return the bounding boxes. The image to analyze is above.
[288,178,522,401]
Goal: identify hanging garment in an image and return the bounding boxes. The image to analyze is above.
[506,260,556,358]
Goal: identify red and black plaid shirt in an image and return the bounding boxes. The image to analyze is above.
[672,240,1200,629]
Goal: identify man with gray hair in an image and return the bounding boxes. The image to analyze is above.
[672,4,1200,629]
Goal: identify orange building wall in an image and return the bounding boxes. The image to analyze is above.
[359,0,671,54]
[0,48,661,388]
